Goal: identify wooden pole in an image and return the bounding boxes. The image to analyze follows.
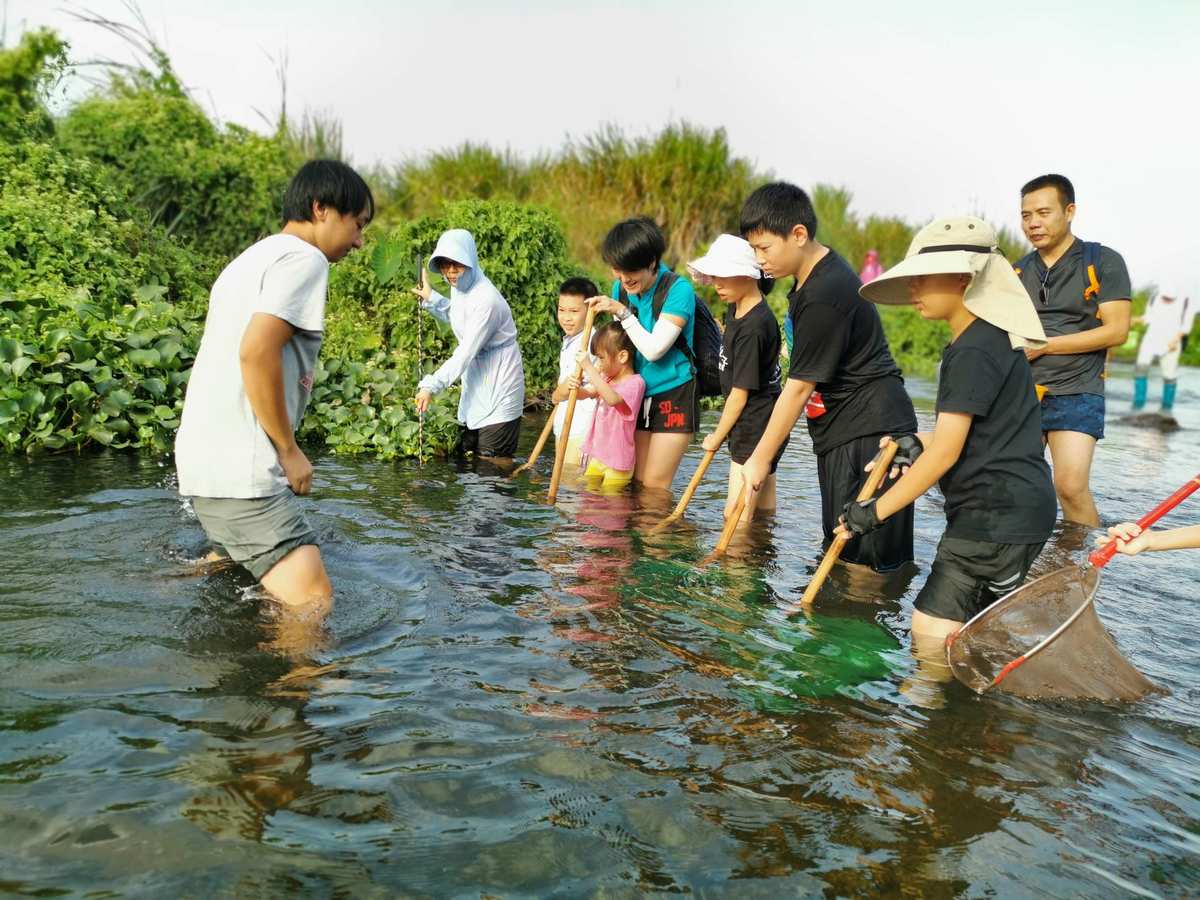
[650,449,716,533]
[510,414,555,478]
[698,483,748,565]
[547,304,598,503]
[796,439,899,608]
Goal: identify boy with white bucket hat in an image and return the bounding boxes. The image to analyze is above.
[739,183,918,573]
[688,234,786,522]
[836,216,1057,657]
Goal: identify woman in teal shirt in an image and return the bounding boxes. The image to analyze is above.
[587,218,697,491]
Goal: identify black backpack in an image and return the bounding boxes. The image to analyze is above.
[620,271,723,397]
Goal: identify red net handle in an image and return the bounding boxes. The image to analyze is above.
[1089,473,1200,568]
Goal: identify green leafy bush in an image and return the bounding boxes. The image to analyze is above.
[298,355,461,461]
[58,74,293,261]
[0,286,200,453]
[0,138,210,308]
[0,29,67,141]
[0,83,211,455]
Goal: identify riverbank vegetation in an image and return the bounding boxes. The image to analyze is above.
[0,23,1185,458]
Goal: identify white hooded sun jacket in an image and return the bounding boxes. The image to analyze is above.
[419,229,525,430]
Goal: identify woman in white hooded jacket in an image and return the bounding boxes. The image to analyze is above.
[413,229,525,459]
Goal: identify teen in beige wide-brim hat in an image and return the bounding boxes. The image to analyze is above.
[859,216,1047,350]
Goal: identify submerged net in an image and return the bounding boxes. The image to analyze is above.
[946,565,1160,702]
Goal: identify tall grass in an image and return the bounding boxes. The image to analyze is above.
[373,122,764,275]
[371,124,1030,281]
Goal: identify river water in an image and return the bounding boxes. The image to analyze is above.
[1,364,1197,897]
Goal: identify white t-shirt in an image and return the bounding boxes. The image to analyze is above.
[175,234,329,498]
[553,331,596,440]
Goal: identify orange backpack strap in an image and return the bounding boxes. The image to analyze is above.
[1081,241,1102,301]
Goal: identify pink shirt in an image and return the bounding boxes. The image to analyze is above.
[582,373,645,472]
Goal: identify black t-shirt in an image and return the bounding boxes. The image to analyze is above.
[936,318,1056,543]
[787,250,917,454]
[720,300,782,451]
[1015,238,1131,396]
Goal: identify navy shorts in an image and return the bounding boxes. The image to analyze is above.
[1040,392,1105,440]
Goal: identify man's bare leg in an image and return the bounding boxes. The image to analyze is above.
[1046,429,1099,526]
[259,545,332,657]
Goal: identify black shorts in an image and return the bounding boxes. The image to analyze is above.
[915,535,1045,623]
[730,437,790,474]
[459,416,521,458]
[637,379,699,434]
[817,433,914,572]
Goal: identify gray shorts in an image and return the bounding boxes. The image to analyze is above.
[190,492,318,581]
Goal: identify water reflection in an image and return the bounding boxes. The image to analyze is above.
[0,366,1197,895]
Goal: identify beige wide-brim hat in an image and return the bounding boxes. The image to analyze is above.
[859,216,1047,350]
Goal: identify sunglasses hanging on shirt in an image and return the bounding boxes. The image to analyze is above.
[1038,264,1051,306]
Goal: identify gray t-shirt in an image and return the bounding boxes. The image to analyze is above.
[1015,238,1131,396]
[175,234,328,498]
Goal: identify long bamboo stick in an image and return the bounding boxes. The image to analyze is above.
[796,439,899,607]
[547,305,598,503]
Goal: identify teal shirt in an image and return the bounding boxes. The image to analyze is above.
[611,265,696,396]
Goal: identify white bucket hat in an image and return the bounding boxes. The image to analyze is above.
[687,234,762,283]
[859,216,1047,350]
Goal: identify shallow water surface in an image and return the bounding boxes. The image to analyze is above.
[1,366,1198,897]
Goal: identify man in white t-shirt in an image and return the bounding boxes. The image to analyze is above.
[175,160,373,613]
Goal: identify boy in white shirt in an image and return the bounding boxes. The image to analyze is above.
[550,278,599,467]
[175,160,373,616]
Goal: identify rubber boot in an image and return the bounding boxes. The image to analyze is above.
[1132,376,1148,410]
[1161,379,1177,413]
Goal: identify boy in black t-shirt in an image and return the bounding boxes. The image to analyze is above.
[688,235,786,522]
[837,217,1056,656]
[739,183,918,571]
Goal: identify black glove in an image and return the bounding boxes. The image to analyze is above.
[892,433,924,470]
[840,497,882,537]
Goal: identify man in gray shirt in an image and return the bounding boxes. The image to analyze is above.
[176,160,372,618]
[1016,174,1131,526]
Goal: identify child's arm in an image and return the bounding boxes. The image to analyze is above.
[575,354,629,413]
[701,388,749,452]
[836,412,971,537]
[562,374,600,401]
[551,381,572,403]
[741,377,816,489]
[1097,522,1200,555]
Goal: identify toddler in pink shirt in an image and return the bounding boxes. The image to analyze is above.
[567,322,646,492]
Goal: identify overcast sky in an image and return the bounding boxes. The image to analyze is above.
[8,0,1199,296]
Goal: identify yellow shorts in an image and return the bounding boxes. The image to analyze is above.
[561,436,584,467]
[584,458,632,492]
